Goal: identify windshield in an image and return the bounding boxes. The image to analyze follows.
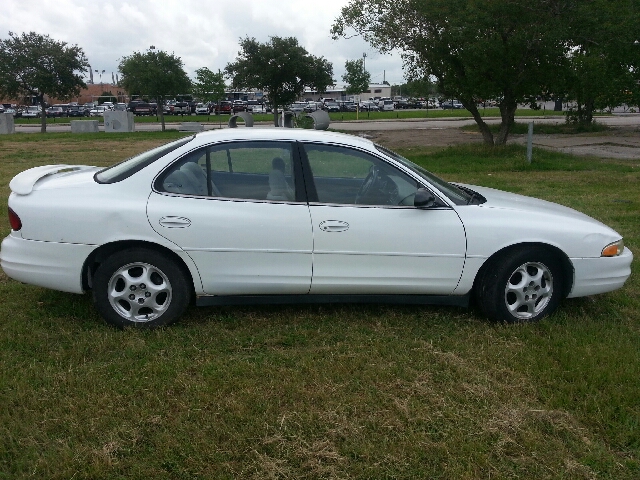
[95,136,194,184]
[375,144,472,205]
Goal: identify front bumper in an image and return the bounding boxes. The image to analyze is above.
[568,247,633,298]
[0,234,96,294]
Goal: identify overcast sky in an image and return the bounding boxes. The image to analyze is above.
[2,0,405,87]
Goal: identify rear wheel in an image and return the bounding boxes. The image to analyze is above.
[476,247,564,323]
[93,248,191,328]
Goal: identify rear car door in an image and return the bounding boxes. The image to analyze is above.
[147,141,313,295]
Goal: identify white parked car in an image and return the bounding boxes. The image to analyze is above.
[195,103,209,115]
[1,129,632,328]
[21,106,42,118]
[89,105,109,117]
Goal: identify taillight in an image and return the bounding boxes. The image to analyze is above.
[8,207,22,231]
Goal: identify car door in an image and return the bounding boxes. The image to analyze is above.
[300,142,467,295]
[147,141,313,295]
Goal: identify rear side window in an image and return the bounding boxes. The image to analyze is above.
[95,136,194,184]
[158,141,297,202]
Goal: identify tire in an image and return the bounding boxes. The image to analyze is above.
[93,248,191,328]
[475,247,563,323]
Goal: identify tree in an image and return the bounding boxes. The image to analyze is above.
[225,36,333,126]
[191,67,226,111]
[558,0,640,125]
[119,49,191,131]
[392,78,437,99]
[0,31,88,133]
[342,59,371,96]
[332,0,571,145]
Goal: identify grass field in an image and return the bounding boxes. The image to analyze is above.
[0,131,638,479]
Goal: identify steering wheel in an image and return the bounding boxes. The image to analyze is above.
[355,165,379,204]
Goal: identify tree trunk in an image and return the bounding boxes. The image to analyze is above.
[39,96,47,133]
[495,98,517,145]
[273,108,280,127]
[464,101,494,145]
[158,96,166,132]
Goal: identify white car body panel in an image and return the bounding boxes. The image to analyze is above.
[308,205,466,294]
[147,193,313,295]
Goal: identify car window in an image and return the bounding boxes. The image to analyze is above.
[303,143,419,207]
[159,141,296,202]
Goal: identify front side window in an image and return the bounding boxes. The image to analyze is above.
[303,143,419,207]
[159,141,296,202]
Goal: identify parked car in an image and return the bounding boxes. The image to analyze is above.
[380,99,395,111]
[214,101,232,114]
[171,101,191,115]
[89,105,109,117]
[195,103,209,115]
[67,105,89,117]
[323,101,340,113]
[131,102,153,116]
[441,100,464,109]
[288,102,307,114]
[113,103,127,111]
[1,129,632,328]
[359,100,378,111]
[21,106,42,118]
[45,106,66,118]
[246,101,267,114]
[339,101,358,112]
[232,100,246,113]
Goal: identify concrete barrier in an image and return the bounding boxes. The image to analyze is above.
[278,111,296,128]
[70,120,99,133]
[179,122,204,132]
[0,113,15,134]
[228,112,254,128]
[104,111,134,132]
[305,110,330,130]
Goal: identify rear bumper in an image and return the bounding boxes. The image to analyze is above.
[0,234,95,294]
[568,247,633,298]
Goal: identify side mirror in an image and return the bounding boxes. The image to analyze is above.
[414,188,436,208]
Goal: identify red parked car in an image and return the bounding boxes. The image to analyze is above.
[214,101,232,114]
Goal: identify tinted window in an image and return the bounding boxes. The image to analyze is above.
[95,136,194,184]
[303,144,419,206]
[159,141,296,202]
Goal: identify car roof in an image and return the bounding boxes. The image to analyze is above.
[190,128,376,150]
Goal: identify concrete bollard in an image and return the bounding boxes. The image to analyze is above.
[0,113,15,134]
[104,111,134,132]
[70,120,99,133]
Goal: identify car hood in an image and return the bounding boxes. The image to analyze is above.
[457,183,606,226]
[10,165,99,195]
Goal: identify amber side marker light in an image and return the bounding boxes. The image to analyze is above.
[601,240,624,257]
[8,207,22,231]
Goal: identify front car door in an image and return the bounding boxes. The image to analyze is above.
[300,142,467,295]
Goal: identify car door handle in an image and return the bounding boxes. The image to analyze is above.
[159,216,191,228]
[319,220,349,233]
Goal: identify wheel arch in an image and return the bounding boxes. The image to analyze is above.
[82,240,197,296]
[473,242,574,299]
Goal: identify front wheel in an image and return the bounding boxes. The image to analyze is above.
[93,248,191,328]
[476,247,564,323]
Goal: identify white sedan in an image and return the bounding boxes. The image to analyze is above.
[1,129,632,328]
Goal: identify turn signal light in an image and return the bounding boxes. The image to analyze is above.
[601,240,624,257]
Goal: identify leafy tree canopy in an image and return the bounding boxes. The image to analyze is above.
[192,67,226,105]
[119,49,191,130]
[332,0,571,145]
[0,31,88,132]
[342,59,371,96]
[558,0,640,124]
[225,36,333,125]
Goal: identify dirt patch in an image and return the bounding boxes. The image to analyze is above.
[366,126,640,160]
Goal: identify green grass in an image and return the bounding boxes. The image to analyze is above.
[0,132,638,479]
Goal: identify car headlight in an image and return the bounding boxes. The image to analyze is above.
[602,239,624,257]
